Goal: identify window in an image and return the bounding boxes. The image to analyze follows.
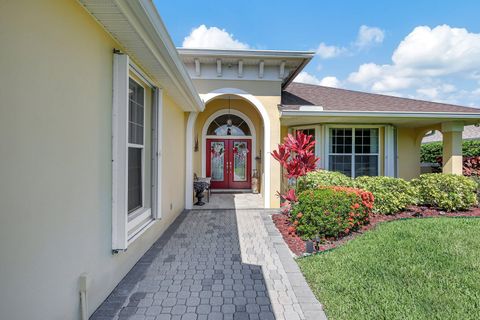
[128,79,145,214]
[207,114,251,136]
[112,53,162,251]
[328,127,379,177]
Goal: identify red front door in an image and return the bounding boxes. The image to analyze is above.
[206,139,251,189]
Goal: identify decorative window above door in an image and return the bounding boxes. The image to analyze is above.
[207,114,251,136]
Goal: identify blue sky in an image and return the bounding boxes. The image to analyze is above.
[156,0,480,107]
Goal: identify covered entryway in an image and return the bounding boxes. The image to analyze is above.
[207,138,252,190]
[188,94,267,209]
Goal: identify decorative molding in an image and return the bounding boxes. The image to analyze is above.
[216,59,222,77]
[441,121,464,133]
[194,58,200,76]
[259,60,264,78]
[279,61,285,78]
[238,60,243,78]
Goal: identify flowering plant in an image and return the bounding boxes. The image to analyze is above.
[290,186,374,240]
[271,131,319,213]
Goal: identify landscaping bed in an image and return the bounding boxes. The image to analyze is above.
[273,206,480,256]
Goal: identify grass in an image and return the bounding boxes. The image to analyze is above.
[297,217,480,320]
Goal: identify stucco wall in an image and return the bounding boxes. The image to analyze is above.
[0,1,187,319]
[192,79,282,207]
[397,127,423,180]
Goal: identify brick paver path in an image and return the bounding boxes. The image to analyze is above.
[91,210,326,320]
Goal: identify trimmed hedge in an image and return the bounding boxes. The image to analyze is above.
[411,173,478,211]
[298,170,353,192]
[291,187,373,240]
[354,176,418,215]
[421,140,480,163]
[299,170,416,215]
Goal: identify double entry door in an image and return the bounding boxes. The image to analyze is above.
[206,139,251,189]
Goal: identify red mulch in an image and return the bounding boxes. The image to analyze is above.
[272,206,480,256]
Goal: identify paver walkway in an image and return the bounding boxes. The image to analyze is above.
[91,209,326,320]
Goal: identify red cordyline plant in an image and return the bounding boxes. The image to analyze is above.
[272,131,320,214]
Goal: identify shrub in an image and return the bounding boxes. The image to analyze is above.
[421,140,480,163]
[298,170,353,192]
[291,187,374,240]
[411,173,478,211]
[354,176,417,215]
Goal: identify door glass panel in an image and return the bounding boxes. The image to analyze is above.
[233,141,248,182]
[210,142,225,181]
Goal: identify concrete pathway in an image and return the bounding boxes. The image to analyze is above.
[194,193,264,210]
[91,209,326,320]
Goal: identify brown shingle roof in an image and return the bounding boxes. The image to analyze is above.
[281,82,480,113]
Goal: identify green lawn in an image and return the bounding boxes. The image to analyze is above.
[298,218,480,320]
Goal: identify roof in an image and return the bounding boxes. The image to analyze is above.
[78,0,203,112]
[177,48,314,89]
[423,125,480,143]
[281,82,480,114]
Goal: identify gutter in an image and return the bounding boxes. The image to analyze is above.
[280,109,480,119]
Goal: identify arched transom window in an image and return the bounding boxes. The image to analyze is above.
[207,114,251,136]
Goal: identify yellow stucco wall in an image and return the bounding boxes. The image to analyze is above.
[0,1,187,319]
[397,127,436,180]
[192,79,282,207]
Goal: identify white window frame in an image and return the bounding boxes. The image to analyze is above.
[324,125,382,178]
[112,53,162,251]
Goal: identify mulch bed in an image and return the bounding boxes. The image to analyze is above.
[272,206,480,256]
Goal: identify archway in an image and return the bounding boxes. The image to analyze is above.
[185,88,271,209]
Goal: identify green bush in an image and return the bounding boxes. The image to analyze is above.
[354,176,418,215]
[291,187,373,240]
[411,173,478,211]
[468,176,480,205]
[421,140,480,163]
[297,170,353,192]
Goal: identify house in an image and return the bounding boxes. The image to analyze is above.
[1,1,480,319]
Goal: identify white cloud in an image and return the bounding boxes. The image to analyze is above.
[316,42,346,59]
[355,25,385,48]
[319,76,340,88]
[348,25,480,95]
[294,71,322,85]
[182,25,249,49]
[293,72,341,88]
[392,25,480,76]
